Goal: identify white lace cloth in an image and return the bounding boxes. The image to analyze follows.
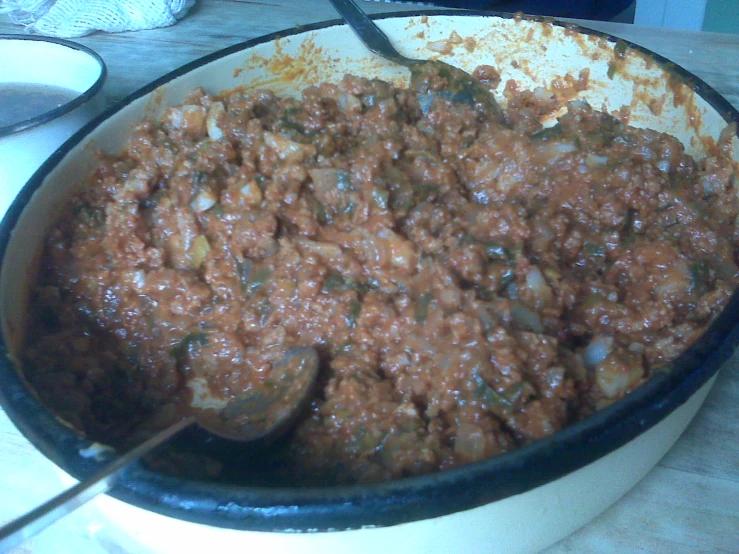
[0,0,195,38]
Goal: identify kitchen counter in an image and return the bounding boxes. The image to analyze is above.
[1,1,738,552]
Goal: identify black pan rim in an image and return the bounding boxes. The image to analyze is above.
[0,9,737,533]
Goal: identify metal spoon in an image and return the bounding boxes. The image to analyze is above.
[328,0,507,125]
[0,346,319,553]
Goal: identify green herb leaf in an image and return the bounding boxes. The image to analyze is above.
[614,39,628,58]
[472,371,514,418]
[412,183,441,199]
[247,267,271,294]
[254,175,267,191]
[415,293,433,323]
[342,200,356,215]
[531,124,562,142]
[499,268,516,290]
[170,331,209,361]
[73,203,106,228]
[209,202,224,217]
[607,61,617,80]
[485,242,514,264]
[315,201,331,225]
[502,381,535,405]
[371,188,389,209]
[142,190,166,210]
[237,259,254,295]
[257,297,272,325]
[322,273,376,296]
[690,260,714,296]
[584,242,606,261]
[323,273,349,291]
[336,170,353,191]
[345,300,362,329]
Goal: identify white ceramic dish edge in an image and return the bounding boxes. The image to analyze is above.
[0,36,106,220]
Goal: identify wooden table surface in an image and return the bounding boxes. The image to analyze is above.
[1,1,738,552]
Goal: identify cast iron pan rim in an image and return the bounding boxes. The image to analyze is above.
[0,10,737,532]
[0,34,107,139]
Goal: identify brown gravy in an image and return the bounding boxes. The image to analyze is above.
[0,83,79,129]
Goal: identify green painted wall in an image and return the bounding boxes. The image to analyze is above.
[703,0,739,34]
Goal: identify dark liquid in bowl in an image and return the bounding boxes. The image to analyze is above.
[0,83,79,128]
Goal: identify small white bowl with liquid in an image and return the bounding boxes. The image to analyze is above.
[0,35,106,218]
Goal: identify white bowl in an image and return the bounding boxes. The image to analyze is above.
[0,12,737,554]
[0,35,106,219]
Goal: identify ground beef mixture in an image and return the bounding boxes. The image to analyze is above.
[22,70,739,485]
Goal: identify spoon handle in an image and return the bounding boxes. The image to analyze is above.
[328,0,414,66]
[0,416,195,553]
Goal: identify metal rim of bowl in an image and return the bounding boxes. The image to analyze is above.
[0,34,107,139]
[0,9,738,533]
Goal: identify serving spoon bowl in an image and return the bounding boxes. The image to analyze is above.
[0,346,319,552]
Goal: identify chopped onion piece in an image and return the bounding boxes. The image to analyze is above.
[309,168,340,190]
[190,187,217,213]
[525,266,554,307]
[264,131,313,163]
[131,269,146,290]
[188,234,211,268]
[427,39,451,53]
[585,153,609,168]
[537,141,578,162]
[656,159,671,173]
[505,282,519,300]
[240,180,263,206]
[164,104,206,135]
[583,335,614,369]
[596,351,643,399]
[533,87,554,101]
[206,101,225,140]
[454,423,486,461]
[298,239,343,262]
[339,93,361,113]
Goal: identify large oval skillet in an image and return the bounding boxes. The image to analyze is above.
[0,10,737,532]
